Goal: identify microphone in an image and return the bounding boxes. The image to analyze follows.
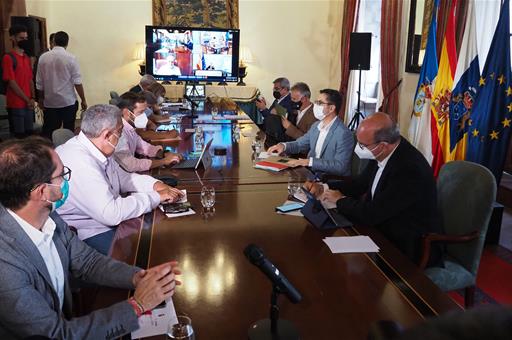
[183,93,199,108]
[244,244,302,303]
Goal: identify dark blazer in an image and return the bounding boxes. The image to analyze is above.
[260,93,294,120]
[129,84,142,93]
[0,206,140,339]
[328,137,443,265]
[285,104,317,140]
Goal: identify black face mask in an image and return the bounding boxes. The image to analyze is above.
[291,100,301,110]
[272,90,281,100]
[17,39,30,51]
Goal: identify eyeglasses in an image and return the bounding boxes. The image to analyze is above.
[31,166,72,192]
[314,100,332,106]
[50,166,72,182]
[358,141,380,151]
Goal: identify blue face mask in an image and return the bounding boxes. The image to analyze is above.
[46,179,69,211]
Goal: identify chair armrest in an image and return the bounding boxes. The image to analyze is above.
[419,230,479,269]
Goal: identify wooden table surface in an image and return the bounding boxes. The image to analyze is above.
[93,119,461,339]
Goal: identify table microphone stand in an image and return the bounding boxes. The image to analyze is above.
[248,285,300,340]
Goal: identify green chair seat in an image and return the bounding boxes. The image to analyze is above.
[425,257,475,292]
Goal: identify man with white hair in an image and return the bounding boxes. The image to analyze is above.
[129,74,157,93]
[56,104,183,255]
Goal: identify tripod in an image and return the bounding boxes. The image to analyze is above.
[347,65,366,131]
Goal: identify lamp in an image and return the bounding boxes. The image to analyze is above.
[133,43,146,76]
[238,46,254,86]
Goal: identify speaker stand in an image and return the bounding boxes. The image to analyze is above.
[348,66,365,131]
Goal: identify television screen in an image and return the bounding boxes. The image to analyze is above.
[145,26,240,83]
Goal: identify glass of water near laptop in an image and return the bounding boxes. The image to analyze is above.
[251,138,263,158]
[194,126,204,150]
[288,176,301,197]
[200,186,216,212]
[167,315,194,339]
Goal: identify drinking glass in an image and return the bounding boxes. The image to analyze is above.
[200,186,216,211]
[167,315,194,339]
[288,177,301,197]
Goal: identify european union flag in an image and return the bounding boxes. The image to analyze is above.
[466,0,512,182]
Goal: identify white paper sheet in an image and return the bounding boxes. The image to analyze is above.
[165,209,196,219]
[131,298,178,339]
[323,236,380,254]
[256,151,270,159]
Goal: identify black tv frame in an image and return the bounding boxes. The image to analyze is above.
[145,25,240,84]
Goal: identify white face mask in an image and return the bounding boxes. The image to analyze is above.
[132,111,149,129]
[157,96,165,105]
[106,133,120,152]
[313,103,327,120]
[354,143,376,160]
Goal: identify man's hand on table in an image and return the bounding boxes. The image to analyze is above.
[267,143,285,155]
[287,158,309,167]
[154,182,183,203]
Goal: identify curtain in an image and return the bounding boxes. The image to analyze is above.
[436,0,467,58]
[379,0,403,121]
[338,0,360,120]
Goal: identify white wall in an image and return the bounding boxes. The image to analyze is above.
[26,0,343,107]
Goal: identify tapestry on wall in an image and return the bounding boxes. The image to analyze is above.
[152,0,239,29]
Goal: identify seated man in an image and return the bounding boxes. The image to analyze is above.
[56,104,183,255]
[306,112,443,266]
[0,137,181,339]
[256,77,294,121]
[115,92,181,172]
[268,89,354,176]
[264,82,317,144]
[129,74,156,93]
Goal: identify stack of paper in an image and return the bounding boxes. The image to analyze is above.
[323,236,380,254]
[159,190,197,218]
[131,298,178,339]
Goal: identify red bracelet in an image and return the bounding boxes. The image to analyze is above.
[128,297,144,317]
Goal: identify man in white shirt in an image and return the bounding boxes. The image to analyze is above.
[56,104,183,254]
[36,31,87,138]
[268,89,354,176]
[0,137,181,339]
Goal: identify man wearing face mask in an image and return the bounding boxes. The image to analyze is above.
[267,89,354,176]
[115,92,182,172]
[0,137,182,339]
[256,77,294,121]
[55,104,183,255]
[304,112,443,266]
[1,25,35,138]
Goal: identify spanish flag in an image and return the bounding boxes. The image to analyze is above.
[431,0,458,176]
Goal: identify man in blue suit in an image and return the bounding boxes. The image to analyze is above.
[268,89,354,176]
[256,77,294,120]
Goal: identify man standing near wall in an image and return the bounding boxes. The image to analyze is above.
[1,25,35,138]
[36,31,87,138]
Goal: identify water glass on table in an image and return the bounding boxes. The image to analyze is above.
[288,177,301,197]
[200,186,216,211]
[167,315,194,339]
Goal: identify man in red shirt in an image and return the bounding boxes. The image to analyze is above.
[2,25,35,138]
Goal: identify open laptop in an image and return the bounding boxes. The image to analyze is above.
[169,138,213,170]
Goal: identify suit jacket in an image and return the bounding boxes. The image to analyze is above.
[284,117,354,176]
[129,84,142,93]
[285,105,317,140]
[260,93,293,120]
[0,206,140,340]
[328,138,443,265]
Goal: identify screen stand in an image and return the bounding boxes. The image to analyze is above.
[347,65,365,131]
[175,80,183,85]
[162,80,171,85]
[248,285,299,340]
[217,81,228,86]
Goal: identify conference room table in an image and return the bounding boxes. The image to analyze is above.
[93,111,461,339]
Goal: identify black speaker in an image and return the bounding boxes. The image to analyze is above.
[349,32,372,70]
[10,16,42,57]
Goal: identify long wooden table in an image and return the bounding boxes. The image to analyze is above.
[93,117,461,339]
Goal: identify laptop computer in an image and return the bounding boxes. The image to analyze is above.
[169,138,213,170]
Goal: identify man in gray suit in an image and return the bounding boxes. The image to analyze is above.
[268,89,354,176]
[0,137,181,339]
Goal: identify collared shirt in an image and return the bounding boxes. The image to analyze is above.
[114,118,163,172]
[371,142,400,198]
[277,93,289,105]
[7,210,64,309]
[36,46,82,108]
[55,131,160,240]
[296,103,312,125]
[309,116,337,166]
[2,52,32,109]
